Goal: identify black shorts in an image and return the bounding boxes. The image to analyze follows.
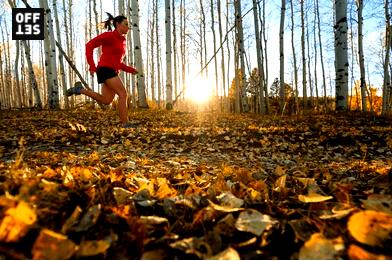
[96,67,118,84]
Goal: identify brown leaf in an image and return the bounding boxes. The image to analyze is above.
[348,210,392,247]
[32,229,77,259]
[362,194,392,215]
[76,240,111,257]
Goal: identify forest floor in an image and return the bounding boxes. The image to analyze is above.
[0,107,392,259]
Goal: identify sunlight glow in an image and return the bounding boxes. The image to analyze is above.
[185,76,214,103]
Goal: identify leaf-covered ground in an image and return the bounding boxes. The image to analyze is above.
[0,108,392,259]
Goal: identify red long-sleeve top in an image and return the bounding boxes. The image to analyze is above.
[85,30,137,74]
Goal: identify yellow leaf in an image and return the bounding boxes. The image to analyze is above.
[0,201,37,242]
[347,210,392,247]
[210,247,241,260]
[298,193,333,203]
[155,178,177,199]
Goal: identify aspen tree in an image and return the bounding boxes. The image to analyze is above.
[150,0,156,104]
[131,0,148,108]
[279,0,286,113]
[290,0,299,113]
[39,0,59,109]
[316,0,327,110]
[180,0,186,103]
[156,0,162,107]
[260,0,269,112]
[217,0,226,108]
[356,0,367,112]
[253,0,265,114]
[234,0,248,112]
[210,0,219,100]
[172,0,178,99]
[165,0,173,109]
[52,0,68,109]
[382,0,391,114]
[1,20,12,108]
[334,0,349,111]
[300,0,307,109]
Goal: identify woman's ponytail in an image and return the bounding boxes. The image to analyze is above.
[103,12,114,31]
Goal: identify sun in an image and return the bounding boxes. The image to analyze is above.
[185,76,214,103]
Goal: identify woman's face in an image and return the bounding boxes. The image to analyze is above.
[117,19,129,34]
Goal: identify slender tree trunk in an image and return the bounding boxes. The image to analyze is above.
[226,1,231,112]
[234,0,248,112]
[156,0,162,108]
[253,0,265,114]
[279,0,286,113]
[290,0,299,113]
[306,10,313,107]
[150,0,156,104]
[382,0,391,114]
[131,0,148,108]
[172,0,178,100]
[313,0,319,109]
[300,0,307,110]
[180,0,187,103]
[39,0,59,109]
[260,0,269,113]
[200,0,208,77]
[334,0,349,111]
[316,0,327,110]
[53,0,68,109]
[356,0,367,111]
[210,0,219,101]
[217,0,226,110]
[165,0,173,109]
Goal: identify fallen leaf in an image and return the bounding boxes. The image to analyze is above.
[298,233,343,260]
[347,244,388,260]
[32,229,77,259]
[235,209,277,236]
[362,194,392,215]
[0,201,37,242]
[347,210,392,247]
[298,193,333,203]
[76,240,111,257]
[216,192,244,208]
[73,204,101,232]
[209,247,241,260]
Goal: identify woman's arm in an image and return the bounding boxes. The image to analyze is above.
[85,32,110,73]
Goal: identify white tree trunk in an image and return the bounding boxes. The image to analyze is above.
[53,0,68,109]
[382,0,391,114]
[131,0,148,108]
[290,0,299,113]
[253,0,265,114]
[301,0,307,109]
[356,0,367,112]
[39,0,59,109]
[234,0,248,112]
[279,0,286,113]
[165,0,173,108]
[334,0,349,111]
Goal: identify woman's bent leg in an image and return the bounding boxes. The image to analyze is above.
[81,84,115,105]
[103,77,128,124]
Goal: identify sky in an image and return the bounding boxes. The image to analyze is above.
[0,0,389,100]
